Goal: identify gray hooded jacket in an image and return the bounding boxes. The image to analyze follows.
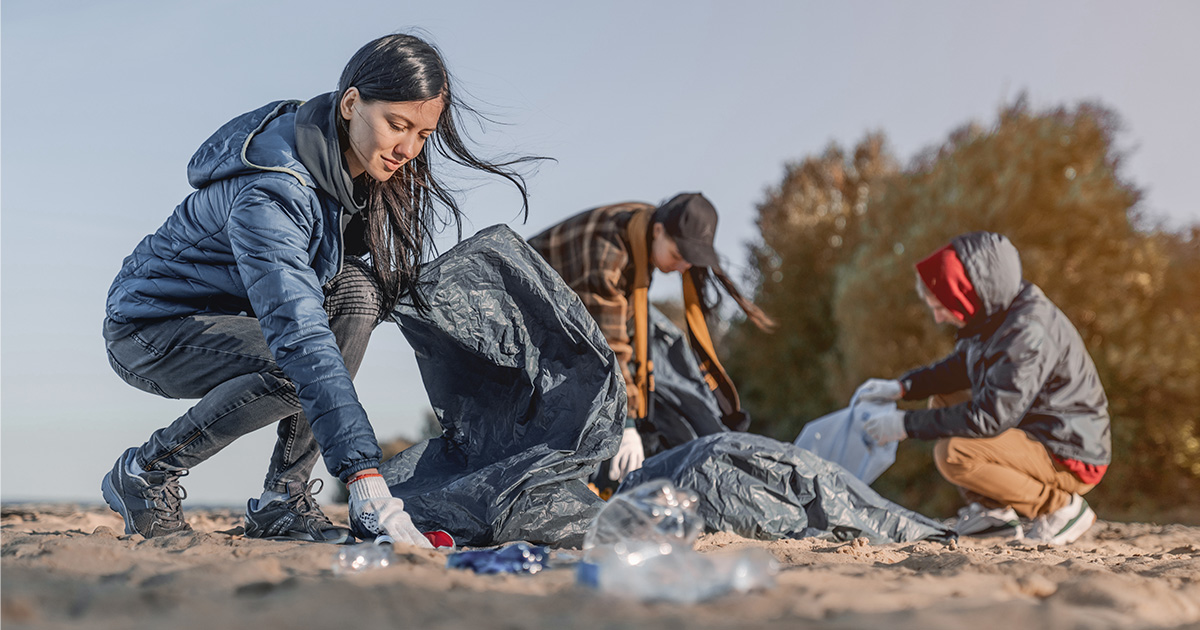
[900,232,1112,467]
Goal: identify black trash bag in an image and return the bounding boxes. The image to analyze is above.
[620,432,955,544]
[378,225,625,547]
[637,307,728,456]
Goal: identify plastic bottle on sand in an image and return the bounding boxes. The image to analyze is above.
[579,541,777,604]
[332,537,394,575]
[578,479,778,603]
[582,479,704,557]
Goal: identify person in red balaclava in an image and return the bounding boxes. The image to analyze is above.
[853,232,1111,545]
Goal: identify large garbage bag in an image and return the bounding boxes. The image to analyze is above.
[378,225,625,547]
[638,307,727,455]
[793,399,898,484]
[620,432,954,544]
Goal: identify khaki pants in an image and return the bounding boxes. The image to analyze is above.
[929,392,1095,518]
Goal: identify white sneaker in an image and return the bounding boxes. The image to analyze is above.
[953,502,1024,539]
[1026,494,1096,545]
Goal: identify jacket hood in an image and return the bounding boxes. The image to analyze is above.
[916,244,982,323]
[294,92,365,217]
[950,231,1023,318]
[186,100,311,189]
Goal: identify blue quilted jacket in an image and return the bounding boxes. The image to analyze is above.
[105,94,382,481]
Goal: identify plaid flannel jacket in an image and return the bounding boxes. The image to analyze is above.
[528,202,654,418]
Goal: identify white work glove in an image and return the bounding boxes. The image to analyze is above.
[608,427,645,482]
[863,409,908,446]
[854,379,904,404]
[347,474,433,548]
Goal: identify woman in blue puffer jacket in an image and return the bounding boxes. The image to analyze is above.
[101,33,536,546]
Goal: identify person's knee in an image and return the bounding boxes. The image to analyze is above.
[261,368,300,408]
[324,257,385,320]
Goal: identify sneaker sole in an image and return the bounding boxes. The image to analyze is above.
[247,530,356,545]
[1047,503,1096,545]
[957,523,1025,539]
[281,533,354,544]
[101,472,137,536]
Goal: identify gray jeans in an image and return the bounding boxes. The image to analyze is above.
[103,258,384,493]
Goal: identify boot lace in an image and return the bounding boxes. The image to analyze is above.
[147,469,189,527]
[285,479,333,527]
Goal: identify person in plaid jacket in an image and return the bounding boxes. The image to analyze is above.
[529,193,774,483]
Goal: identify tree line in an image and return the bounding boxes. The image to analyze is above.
[725,96,1200,522]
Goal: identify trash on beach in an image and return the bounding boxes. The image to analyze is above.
[332,540,394,576]
[332,531,452,576]
[446,542,550,574]
[582,478,704,556]
[424,530,455,548]
[577,479,778,603]
[578,541,778,604]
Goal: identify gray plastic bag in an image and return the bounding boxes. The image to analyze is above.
[621,432,954,544]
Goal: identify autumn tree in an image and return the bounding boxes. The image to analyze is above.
[724,134,898,440]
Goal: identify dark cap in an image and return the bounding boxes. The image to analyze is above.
[654,192,720,268]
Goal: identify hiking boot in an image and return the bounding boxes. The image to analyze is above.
[1025,494,1096,545]
[953,502,1024,539]
[244,479,353,544]
[101,447,192,538]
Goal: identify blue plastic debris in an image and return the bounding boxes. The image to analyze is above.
[446,542,550,575]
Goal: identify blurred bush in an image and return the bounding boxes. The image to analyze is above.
[727,97,1200,522]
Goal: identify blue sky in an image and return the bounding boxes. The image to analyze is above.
[3,1,1197,504]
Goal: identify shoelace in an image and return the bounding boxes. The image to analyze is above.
[285,478,334,527]
[147,469,189,526]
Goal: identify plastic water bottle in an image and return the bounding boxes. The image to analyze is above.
[578,479,778,603]
[332,540,394,575]
[578,540,777,603]
[582,479,703,559]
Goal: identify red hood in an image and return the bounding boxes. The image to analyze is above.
[916,244,982,323]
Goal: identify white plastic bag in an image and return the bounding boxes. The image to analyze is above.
[793,397,897,484]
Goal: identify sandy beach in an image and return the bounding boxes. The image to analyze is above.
[3,502,1198,630]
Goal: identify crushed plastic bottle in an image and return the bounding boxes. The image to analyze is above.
[579,542,777,604]
[582,478,703,558]
[578,479,778,603]
[332,540,394,576]
[446,542,549,574]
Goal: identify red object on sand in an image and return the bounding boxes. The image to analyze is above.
[424,530,455,548]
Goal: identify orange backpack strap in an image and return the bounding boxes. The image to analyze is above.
[624,208,656,420]
[682,268,742,419]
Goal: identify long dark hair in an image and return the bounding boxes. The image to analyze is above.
[692,266,776,332]
[336,33,541,311]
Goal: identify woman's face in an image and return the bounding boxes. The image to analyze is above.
[339,87,444,181]
[650,223,692,274]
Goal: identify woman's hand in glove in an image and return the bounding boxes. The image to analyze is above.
[347,472,433,548]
